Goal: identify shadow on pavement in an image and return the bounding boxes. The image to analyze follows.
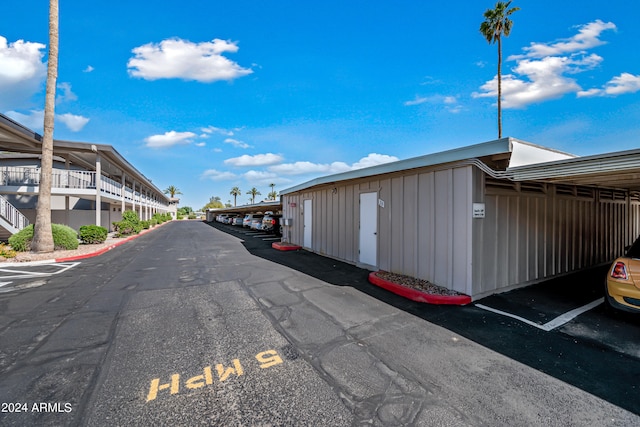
[205,221,640,416]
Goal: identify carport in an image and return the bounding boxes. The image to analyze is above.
[205,201,282,222]
[279,138,640,300]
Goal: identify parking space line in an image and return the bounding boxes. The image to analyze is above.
[475,298,603,331]
[0,262,81,280]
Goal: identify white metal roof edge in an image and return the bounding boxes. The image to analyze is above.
[506,147,640,181]
[280,137,515,195]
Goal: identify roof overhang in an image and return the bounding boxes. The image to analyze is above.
[506,147,640,191]
[1,113,170,202]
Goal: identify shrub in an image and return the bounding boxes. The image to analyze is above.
[0,243,17,258]
[113,210,142,237]
[8,225,34,252]
[52,224,79,250]
[9,224,79,252]
[142,220,151,229]
[78,225,108,244]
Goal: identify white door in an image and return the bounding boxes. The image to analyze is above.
[359,192,377,266]
[303,199,312,248]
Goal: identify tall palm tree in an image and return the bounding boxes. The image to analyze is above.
[163,185,182,198]
[230,186,241,206]
[246,187,261,204]
[268,183,276,200]
[32,0,58,253]
[480,1,519,139]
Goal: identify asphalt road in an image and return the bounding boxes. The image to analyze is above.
[1,220,638,426]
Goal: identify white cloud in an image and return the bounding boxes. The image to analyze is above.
[352,153,399,169]
[578,73,640,97]
[201,125,234,136]
[224,138,251,149]
[269,153,398,176]
[127,38,253,82]
[268,161,344,175]
[5,109,89,132]
[201,169,237,181]
[510,20,616,60]
[404,94,462,113]
[195,142,206,147]
[4,110,43,129]
[0,36,46,109]
[404,96,428,106]
[474,20,621,108]
[56,82,78,105]
[144,131,196,148]
[57,113,89,132]
[83,65,94,73]
[224,153,283,167]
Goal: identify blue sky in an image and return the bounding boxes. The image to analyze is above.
[1,1,639,209]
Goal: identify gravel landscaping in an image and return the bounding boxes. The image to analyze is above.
[373,271,464,296]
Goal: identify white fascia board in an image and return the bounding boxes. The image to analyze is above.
[280,138,513,195]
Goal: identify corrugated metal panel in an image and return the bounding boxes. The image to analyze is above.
[476,182,640,296]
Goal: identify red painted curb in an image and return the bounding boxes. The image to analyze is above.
[272,242,302,251]
[368,271,472,305]
[55,221,169,262]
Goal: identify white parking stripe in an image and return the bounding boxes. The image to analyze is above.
[0,262,80,280]
[475,298,604,332]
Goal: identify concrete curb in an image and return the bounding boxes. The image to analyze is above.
[2,221,171,266]
[368,271,472,305]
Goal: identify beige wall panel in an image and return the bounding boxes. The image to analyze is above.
[390,176,404,274]
[452,167,472,294]
[417,172,435,283]
[403,174,418,278]
[378,178,392,272]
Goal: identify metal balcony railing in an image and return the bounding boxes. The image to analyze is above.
[0,166,169,209]
[0,194,29,232]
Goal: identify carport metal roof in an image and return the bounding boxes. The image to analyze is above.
[505,147,640,191]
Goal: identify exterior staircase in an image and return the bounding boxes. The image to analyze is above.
[0,195,29,242]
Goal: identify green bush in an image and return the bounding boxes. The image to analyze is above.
[9,224,79,252]
[142,220,151,229]
[113,210,143,237]
[8,225,33,251]
[78,225,108,244]
[52,224,79,250]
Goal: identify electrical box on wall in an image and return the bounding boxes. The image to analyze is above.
[284,218,293,226]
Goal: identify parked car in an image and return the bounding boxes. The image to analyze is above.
[605,235,640,313]
[249,217,264,230]
[230,216,243,226]
[216,214,230,223]
[261,214,282,236]
[243,214,263,228]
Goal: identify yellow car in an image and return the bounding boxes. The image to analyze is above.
[605,240,640,313]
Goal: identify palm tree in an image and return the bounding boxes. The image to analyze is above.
[163,185,182,198]
[230,186,241,206]
[268,183,276,200]
[32,0,58,253]
[246,187,261,204]
[480,1,519,139]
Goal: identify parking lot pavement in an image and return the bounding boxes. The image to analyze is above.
[208,220,640,416]
[0,262,81,293]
